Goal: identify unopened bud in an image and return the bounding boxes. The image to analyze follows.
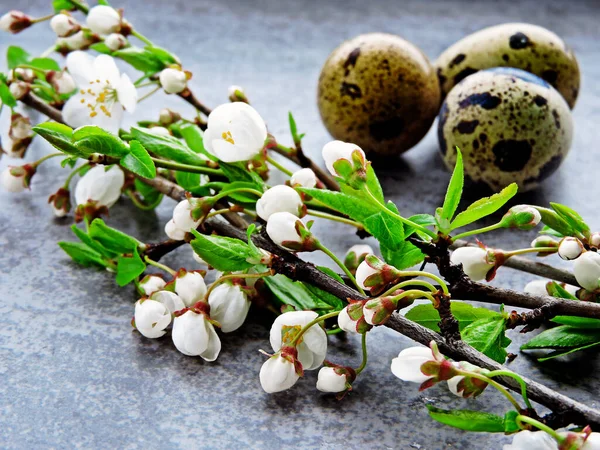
[1,164,36,192]
[46,70,76,94]
[48,187,71,217]
[590,232,600,249]
[9,81,29,100]
[356,254,402,294]
[159,67,189,94]
[158,108,181,125]
[228,85,248,103]
[50,13,80,37]
[0,11,32,34]
[343,244,374,274]
[363,294,411,326]
[337,300,372,334]
[558,237,584,261]
[501,205,541,230]
[8,67,35,82]
[105,33,127,51]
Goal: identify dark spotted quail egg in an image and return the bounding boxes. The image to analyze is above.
[435,23,580,108]
[438,67,573,192]
[318,33,440,156]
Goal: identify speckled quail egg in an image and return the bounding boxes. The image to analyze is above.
[435,23,580,108]
[438,67,573,192]
[318,33,440,156]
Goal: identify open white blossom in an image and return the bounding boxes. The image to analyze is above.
[316,367,347,393]
[149,290,186,313]
[203,103,267,162]
[172,309,221,361]
[134,299,171,339]
[390,346,435,384]
[207,283,251,333]
[256,185,303,221]
[74,165,124,208]
[63,52,137,134]
[86,5,121,35]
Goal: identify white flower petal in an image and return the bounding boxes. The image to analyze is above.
[66,51,95,86]
[116,73,137,112]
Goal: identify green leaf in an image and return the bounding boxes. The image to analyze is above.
[550,202,590,235]
[219,161,266,188]
[535,207,574,237]
[113,47,165,73]
[29,57,61,71]
[264,274,334,312]
[120,140,156,178]
[89,42,113,55]
[450,183,518,230]
[364,206,404,251]
[462,316,511,363]
[381,240,425,270]
[58,241,108,268]
[175,171,211,195]
[537,341,600,361]
[220,181,262,204]
[503,411,521,433]
[0,80,16,108]
[53,0,76,12]
[288,111,299,141]
[70,224,115,258]
[405,302,500,332]
[73,125,130,157]
[130,126,208,166]
[441,148,464,223]
[546,281,578,300]
[115,250,146,287]
[404,214,436,238]
[299,188,379,222]
[134,178,163,207]
[190,230,255,272]
[178,122,213,158]
[521,326,600,350]
[304,267,346,311]
[551,316,600,329]
[426,406,505,432]
[365,163,384,203]
[33,122,86,156]
[89,219,140,254]
[144,45,179,65]
[7,46,30,70]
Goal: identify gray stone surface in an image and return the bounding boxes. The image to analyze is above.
[1,0,599,448]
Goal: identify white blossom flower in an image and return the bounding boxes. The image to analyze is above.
[0,11,32,34]
[48,187,71,217]
[322,140,365,177]
[171,199,202,233]
[74,165,124,208]
[138,275,166,296]
[259,353,300,393]
[316,367,347,393]
[203,102,267,163]
[266,212,303,249]
[502,431,558,450]
[574,251,600,291]
[50,13,80,37]
[256,185,303,221]
[1,166,27,192]
[355,258,378,291]
[56,30,93,51]
[337,306,358,333]
[46,70,76,94]
[290,168,317,188]
[558,237,584,261]
[105,33,127,51]
[172,309,221,361]
[590,233,600,248]
[450,247,495,281]
[390,346,435,383]
[62,51,137,134]
[150,290,186,313]
[174,271,207,307]
[207,283,251,333]
[9,81,29,100]
[133,298,171,339]
[165,219,186,241]
[159,67,188,94]
[86,5,121,35]
[269,311,327,370]
[583,433,600,449]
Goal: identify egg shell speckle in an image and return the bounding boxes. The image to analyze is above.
[438,67,573,192]
[435,23,580,108]
[318,33,440,156]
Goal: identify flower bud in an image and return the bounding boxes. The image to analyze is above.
[355,254,400,294]
[158,108,181,126]
[138,274,167,296]
[48,187,71,217]
[523,279,578,298]
[270,311,327,370]
[558,237,584,261]
[5,113,33,158]
[259,351,301,393]
[228,85,248,103]
[590,233,600,249]
[149,290,186,313]
[0,11,32,34]
[56,30,94,52]
[165,219,186,241]
[290,168,317,188]
[337,301,372,334]
[207,282,251,332]
[316,366,355,393]
[446,362,488,398]
[574,251,600,292]
[203,102,268,163]
[172,199,202,232]
[46,70,76,94]
[159,67,188,94]
[133,298,171,339]
[50,13,80,37]
[9,81,29,100]
[86,5,121,35]
[146,126,171,137]
[530,235,560,256]
[172,308,221,361]
[322,140,366,178]
[1,164,35,192]
[105,32,127,51]
[343,244,374,274]
[391,342,458,390]
[363,294,412,326]
[450,246,496,281]
[8,67,35,82]
[256,185,303,221]
[501,204,541,230]
[173,270,207,307]
[74,165,124,221]
[266,212,316,251]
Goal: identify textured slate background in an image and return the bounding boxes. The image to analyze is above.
[1,0,599,448]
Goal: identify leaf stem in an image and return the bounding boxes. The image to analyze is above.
[355,332,368,374]
[138,85,161,103]
[306,209,364,229]
[31,13,55,24]
[452,223,504,241]
[67,0,89,13]
[130,29,154,46]
[211,187,263,203]
[289,310,341,347]
[317,243,365,296]
[203,271,272,299]
[505,247,558,257]
[33,152,64,167]
[486,370,534,410]
[150,157,223,176]
[516,415,564,443]
[392,289,436,304]
[457,369,522,411]
[266,155,293,176]
[379,279,438,297]
[63,162,89,189]
[144,255,176,276]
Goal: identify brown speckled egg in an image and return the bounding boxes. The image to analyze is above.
[438,68,573,192]
[435,23,580,108]
[317,33,440,156]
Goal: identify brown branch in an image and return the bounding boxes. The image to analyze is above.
[179,89,212,117]
[21,93,66,124]
[143,239,185,261]
[452,239,578,287]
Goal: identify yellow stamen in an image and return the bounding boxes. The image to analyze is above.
[80,89,85,94]
[221,131,235,145]
[90,111,98,117]
[80,98,85,103]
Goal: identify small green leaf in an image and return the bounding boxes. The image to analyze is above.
[405,302,501,332]
[364,204,404,251]
[73,125,130,157]
[264,274,334,312]
[0,80,16,108]
[89,42,113,55]
[120,140,156,178]
[190,230,255,272]
[89,219,140,254]
[521,326,600,350]
[404,214,436,238]
[7,46,30,70]
[535,207,574,237]
[380,240,425,270]
[115,250,146,287]
[288,111,299,141]
[450,183,518,230]
[551,316,600,329]
[365,163,384,203]
[550,202,590,235]
[33,122,86,156]
[29,57,61,71]
[462,316,511,363]
[219,161,266,188]
[299,188,380,222]
[546,281,578,300]
[175,171,211,195]
[113,47,165,73]
[58,241,108,268]
[131,126,208,166]
[503,411,521,433]
[70,224,115,258]
[144,45,179,65]
[178,122,213,158]
[426,406,505,432]
[441,148,464,223]
[53,0,76,12]
[133,178,163,207]
[536,341,600,361]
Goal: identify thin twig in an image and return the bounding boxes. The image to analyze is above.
[21,93,66,124]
